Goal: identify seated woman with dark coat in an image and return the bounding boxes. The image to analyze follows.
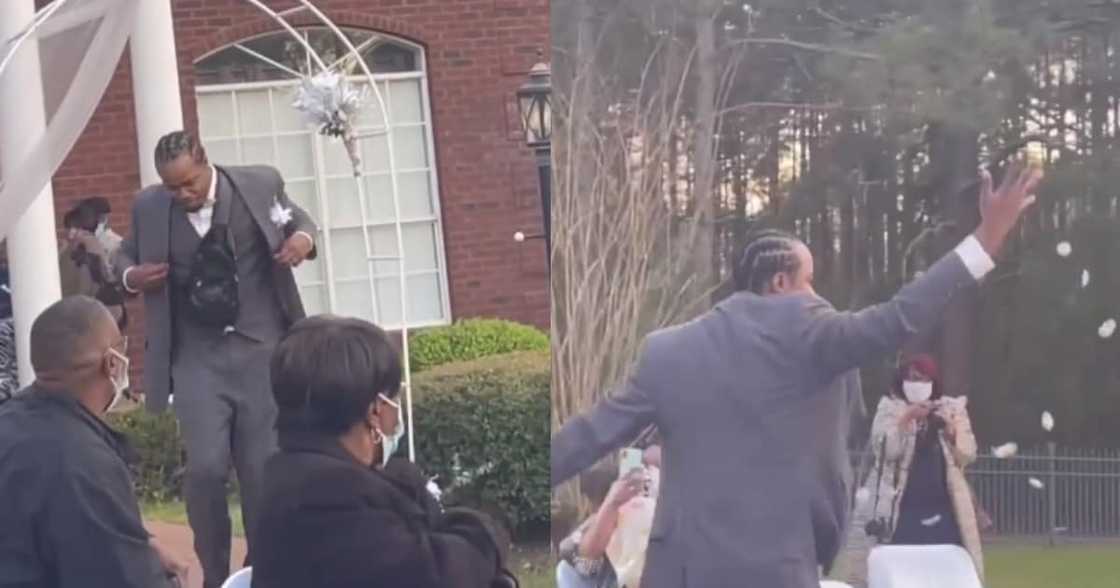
[251,315,517,588]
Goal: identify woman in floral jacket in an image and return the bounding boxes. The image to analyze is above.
[831,355,982,587]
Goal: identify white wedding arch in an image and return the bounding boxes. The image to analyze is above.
[0,0,421,461]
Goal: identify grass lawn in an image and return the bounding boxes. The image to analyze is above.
[143,500,553,587]
[509,543,552,588]
[141,504,1120,588]
[143,499,245,537]
[139,504,1116,588]
[985,543,1120,588]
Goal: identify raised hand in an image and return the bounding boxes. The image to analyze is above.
[974,161,1043,258]
[606,469,646,508]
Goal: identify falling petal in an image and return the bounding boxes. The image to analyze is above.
[921,514,942,526]
[1042,411,1055,432]
[513,231,525,242]
[1081,269,1091,288]
[992,442,1018,459]
[1099,319,1117,339]
[1056,242,1072,257]
[1029,477,1045,490]
[984,70,997,81]
[855,487,871,506]
[426,479,443,502]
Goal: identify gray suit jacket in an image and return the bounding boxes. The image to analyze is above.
[551,248,978,588]
[115,165,317,413]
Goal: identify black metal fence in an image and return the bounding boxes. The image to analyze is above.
[850,446,1120,539]
[968,446,1120,538]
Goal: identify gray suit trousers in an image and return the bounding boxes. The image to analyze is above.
[172,331,277,588]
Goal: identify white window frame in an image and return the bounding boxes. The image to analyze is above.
[194,33,453,330]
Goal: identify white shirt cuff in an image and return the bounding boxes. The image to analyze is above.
[122,266,140,294]
[954,235,996,281]
[294,231,315,249]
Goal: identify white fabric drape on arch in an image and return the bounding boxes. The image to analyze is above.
[0,0,138,241]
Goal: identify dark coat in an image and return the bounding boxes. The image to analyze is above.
[0,388,174,588]
[251,430,510,588]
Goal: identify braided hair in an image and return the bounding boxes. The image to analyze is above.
[153,130,205,170]
[733,229,803,294]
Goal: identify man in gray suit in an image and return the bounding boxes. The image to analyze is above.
[551,164,1041,588]
[116,130,317,588]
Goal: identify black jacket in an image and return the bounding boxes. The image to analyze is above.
[0,387,173,588]
[251,430,511,588]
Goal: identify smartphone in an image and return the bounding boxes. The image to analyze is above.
[619,447,643,477]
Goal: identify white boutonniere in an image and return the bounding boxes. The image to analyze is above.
[269,197,293,228]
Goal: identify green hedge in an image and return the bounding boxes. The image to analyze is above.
[411,350,550,537]
[110,348,550,538]
[409,319,548,373]
[108,410,185,503]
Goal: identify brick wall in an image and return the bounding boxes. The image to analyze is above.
[49,0,550,390]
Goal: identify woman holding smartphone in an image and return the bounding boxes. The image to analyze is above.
[557,445,661,588]
[831,355,983,587]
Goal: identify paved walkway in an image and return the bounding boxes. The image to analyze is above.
[145,521,247,588]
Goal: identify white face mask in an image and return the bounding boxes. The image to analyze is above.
[902,380,933,403]
[374,393,406,467]
[105,347,130,412]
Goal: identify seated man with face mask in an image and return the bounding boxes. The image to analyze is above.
[0,296,187,587]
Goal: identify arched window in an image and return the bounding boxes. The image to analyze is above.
[194,28,449,329]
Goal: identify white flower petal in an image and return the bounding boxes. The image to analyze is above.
[1056,241,1072,257]
[426,479,443,502]
[921,514,942,526]
[1029,477,1045,490]
[1081,269,1091,288]
[1099,319,1117,339]
[992,442,1018,459]
[1041,411,1055,432]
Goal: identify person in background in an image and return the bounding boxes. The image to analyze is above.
[0,244,16,404]
[0,316,14,405]
[0,296,187,587]
[557,464,629,588]
[251,315,517,588]
[58,199,127,328]
[831,355,982,587]
[0,243,10,319]
[558,446,662,588]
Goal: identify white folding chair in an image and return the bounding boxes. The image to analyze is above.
[821,581,854,588]
[220,567,252,588]
[868,545,982,588]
